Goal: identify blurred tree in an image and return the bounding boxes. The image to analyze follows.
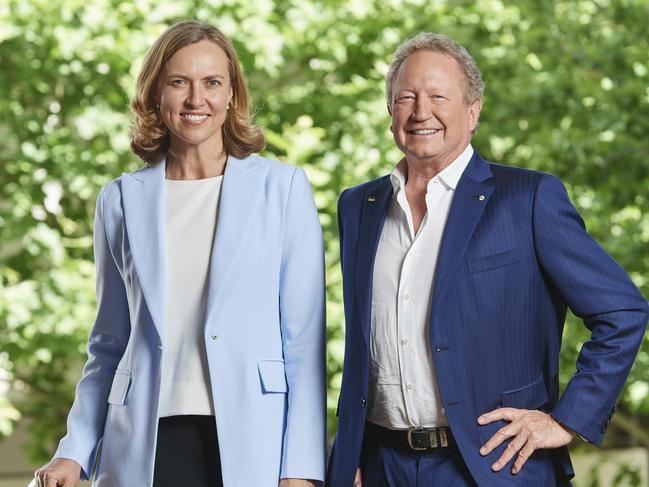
[0,0,647,469]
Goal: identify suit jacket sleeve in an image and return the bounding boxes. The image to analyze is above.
[278,167,327,481]
[532,174,648,446]
[53,183,131,479]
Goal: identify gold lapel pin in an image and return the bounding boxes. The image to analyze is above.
[368,196,376,202]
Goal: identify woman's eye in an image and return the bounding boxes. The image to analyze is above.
[208,79,221,86]
[171,79,186,86]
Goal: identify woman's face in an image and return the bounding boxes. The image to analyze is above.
[157,40,233,153]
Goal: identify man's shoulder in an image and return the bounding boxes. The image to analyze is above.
[339,175,391,207]
[487,160,548,182]
[482,159,563,196]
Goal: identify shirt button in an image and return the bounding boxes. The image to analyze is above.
[157,344,163,351]
[401,338,408,346]
[211,334,219,340]
[406,383,413,391]
[404,294,410,301]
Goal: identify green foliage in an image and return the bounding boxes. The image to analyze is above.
[1,0,648,468]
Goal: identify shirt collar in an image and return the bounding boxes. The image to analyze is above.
[390,143,474,193]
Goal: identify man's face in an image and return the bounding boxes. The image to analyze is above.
[390,50,481,168]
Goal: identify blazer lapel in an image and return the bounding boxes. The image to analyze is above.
[356,177,393,349]
[121,161,166,339]
[431,153,494,314]
[204,156,267,331]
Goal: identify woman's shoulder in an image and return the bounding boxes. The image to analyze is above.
[98,176,124,203]
[234,154,309,189]
[235,153,297,174]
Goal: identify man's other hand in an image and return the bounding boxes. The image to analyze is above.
[354,467,362,487]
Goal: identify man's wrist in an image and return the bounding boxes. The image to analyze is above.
[556,419,583,442]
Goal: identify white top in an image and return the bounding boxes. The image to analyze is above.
[368,144,473,429]
[158,175,223,417]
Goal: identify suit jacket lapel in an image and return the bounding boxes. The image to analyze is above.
[121,161,166,339]
[356,177,393,349]
[204,156,266,331]
[431,153,494,314]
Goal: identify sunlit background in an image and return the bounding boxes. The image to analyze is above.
[1,0,648,485]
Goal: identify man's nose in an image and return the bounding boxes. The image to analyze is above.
[412,96,433,121]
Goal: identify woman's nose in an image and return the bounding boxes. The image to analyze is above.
[185,85,205,108]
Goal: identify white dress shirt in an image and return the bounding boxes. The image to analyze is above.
[159,175,223,417]
[368,144,473,429]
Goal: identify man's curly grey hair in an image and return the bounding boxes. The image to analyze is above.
[386,32,484,107]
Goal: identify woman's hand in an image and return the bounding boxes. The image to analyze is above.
[354,468,362,487]
[34,458,81,487]
[279,479,318,486]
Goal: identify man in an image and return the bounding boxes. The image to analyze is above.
[327,32,648,486]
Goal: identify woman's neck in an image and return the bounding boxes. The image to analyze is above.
[165,143,227,180]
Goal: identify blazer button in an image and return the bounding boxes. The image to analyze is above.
[361,397,366,408]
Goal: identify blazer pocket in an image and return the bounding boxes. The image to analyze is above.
[257,360,288,394]
[466,247,521,274]
[501,373,549,410]
[107,369,132,405]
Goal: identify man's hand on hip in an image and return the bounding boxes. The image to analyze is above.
[477,408,575,474]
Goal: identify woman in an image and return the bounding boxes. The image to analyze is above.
[35,20,325,487]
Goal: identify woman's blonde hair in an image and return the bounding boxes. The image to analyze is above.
[130,20,265,165]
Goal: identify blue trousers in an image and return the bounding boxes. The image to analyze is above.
[361,436,477,487]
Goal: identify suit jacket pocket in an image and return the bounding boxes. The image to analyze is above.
[107,369,132,405]
[501,373,549,410]
[466,247,521,273]
[257,359,288,393]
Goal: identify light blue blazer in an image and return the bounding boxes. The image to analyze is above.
[53,155,327,486]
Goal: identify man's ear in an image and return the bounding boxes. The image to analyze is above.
[468,98,482,132]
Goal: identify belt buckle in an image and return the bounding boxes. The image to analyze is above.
[439,428,449,447]
[407,428,429,451]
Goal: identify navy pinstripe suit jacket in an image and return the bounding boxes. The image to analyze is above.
[327,152,648,486]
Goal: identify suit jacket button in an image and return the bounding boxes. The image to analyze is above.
[361,398,366,408]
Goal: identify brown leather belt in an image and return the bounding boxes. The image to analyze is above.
[365,421,456,453]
